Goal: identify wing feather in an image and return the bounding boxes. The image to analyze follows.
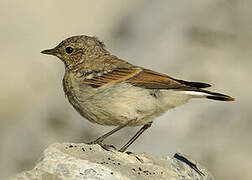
[82,66,211,90]
[82,66,142,87]
[127,68,189,89]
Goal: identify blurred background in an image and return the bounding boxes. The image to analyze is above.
[0,0,251,179]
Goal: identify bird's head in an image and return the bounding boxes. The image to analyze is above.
[41,35,109,68]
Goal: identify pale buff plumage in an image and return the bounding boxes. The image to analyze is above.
[41,35,234,151]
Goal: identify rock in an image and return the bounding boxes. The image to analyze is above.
[7,143,214,180]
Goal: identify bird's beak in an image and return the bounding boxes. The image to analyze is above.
[41,48,58,56]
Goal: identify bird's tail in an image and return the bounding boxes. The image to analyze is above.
[183,89,235,101]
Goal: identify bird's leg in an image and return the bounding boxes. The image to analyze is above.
[88,119,135,145]
[119,122,152,152]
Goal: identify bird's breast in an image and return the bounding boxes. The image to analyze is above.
[63,72,96,117]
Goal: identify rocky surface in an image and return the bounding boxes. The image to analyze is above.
[8,143,213,180]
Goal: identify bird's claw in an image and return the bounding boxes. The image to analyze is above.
[87,140,117,151]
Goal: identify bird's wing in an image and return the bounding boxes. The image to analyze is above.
[127,68,211,89]
[83,66,211,89]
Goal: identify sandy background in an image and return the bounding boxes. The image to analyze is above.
[0,1,251,179]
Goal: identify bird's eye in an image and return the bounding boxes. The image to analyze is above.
[65,46,74,54]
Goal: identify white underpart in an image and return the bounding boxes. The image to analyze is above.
[180,91,209,98]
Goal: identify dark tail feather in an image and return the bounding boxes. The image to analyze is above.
[206,95,234,101]
[201,89,235,101]
[184,89,235,101]
[173,79,211,88]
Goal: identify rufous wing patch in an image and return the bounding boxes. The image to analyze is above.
[83,66,142,87]
[126,68,189,89]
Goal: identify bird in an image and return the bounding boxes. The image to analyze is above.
[41,35,234,152]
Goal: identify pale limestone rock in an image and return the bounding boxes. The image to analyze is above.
[7,143,214,180]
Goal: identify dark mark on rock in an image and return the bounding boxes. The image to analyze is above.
[174,153,205,176]
[126,151,133,155]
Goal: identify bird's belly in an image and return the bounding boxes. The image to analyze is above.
[69,83,160,126]
[68,82,192,126]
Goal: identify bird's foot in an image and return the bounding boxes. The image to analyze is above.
[87,140,116,151]
[86,139,101,145]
